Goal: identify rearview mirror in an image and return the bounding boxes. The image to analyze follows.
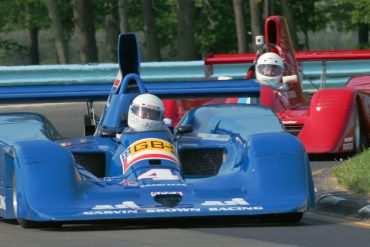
[175,125,193,135]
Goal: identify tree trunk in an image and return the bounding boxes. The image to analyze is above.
[105,1,119,62]
[45,0,69,64]
[26,4,40,65]
[71,0,98,63]
[358,23,369,48]
[118,0,129,33]
[249,0,263,51]
[177,0,197,60]
[233,0,247,53]
[141,0,161,61]
[264,0,274,19]
[304,30,309,51]
[28,28,40,65]
[281,0,299,51]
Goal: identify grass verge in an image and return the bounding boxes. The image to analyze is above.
[332,148,370,194]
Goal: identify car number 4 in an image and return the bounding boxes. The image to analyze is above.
[138,169,179,180]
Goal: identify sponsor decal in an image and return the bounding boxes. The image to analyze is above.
[208,206,264,212]
[121,179,139,187]
[83,210,137,215]
[202,198,250,206]
[92,201,139,210]
[120,138,179,174]
[150,191,183,197]
[344,137,353,143]
[146,208,201,213]
[140,183,187,188]
[83,210,138,215]
[343,143,353,151]
[202,198,264,212]
[0,195,5,210]
[113,71,122,88]
[83,201,139,215]
[84,201,200,215]
[83,198,264,216]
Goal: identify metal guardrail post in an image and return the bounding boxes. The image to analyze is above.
[320,61,327,89]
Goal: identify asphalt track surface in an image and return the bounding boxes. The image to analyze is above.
[0,102,369,247]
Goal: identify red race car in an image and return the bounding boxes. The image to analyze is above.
[164,16,370,156]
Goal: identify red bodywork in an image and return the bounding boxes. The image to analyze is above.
[164,16,370,155]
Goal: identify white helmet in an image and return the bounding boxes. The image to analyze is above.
[255,52,284,86]
[128,94,165,131]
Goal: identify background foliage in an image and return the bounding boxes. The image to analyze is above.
[0,0,369,65]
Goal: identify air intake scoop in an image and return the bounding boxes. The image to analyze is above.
[153,193,183,208]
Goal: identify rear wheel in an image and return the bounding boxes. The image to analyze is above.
[354,104,368,154]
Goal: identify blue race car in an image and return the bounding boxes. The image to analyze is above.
[0,34,315,228]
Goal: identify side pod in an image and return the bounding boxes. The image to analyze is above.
[12,140,78,219]
[246,132,314,208]
[298,89,356,153]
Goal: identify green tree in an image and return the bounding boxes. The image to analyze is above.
[118,0,129,32]
[291,0,327,50]
[105,1,119,62]
[233,0,248,53]
[45,0,70,63]
[177,0,198,60]
[249,0,263,51]
[0,0,49,65]
[123,0,178,60]
[71,0,98,63]
[194,0,244,56]
[322,0,370,48]
[141,0,161,61]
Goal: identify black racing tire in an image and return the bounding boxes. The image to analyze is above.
[268,212,303,224]
[354,104,368,154]
[278,212,303,224]
[17,219,61,229]
[12,174,61,229]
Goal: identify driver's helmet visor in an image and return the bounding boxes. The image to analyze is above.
[131,105,162,121]
[257,64,283,77]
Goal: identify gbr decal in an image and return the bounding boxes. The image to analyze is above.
[120,138,179,174]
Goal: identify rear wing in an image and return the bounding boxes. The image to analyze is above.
[111,32,260,100]
[0,31,260,104]
[0,76,260,104]
[0,83,111,104]
[204,50,370,77]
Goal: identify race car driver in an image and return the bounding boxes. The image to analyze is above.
[126,93,168,132]
[255,52,284,87]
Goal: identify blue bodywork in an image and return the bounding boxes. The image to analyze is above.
[0,33,314,227]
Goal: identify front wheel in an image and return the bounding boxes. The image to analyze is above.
[17,219,61,229]
[278,212,303,224]
[268,213,303,224]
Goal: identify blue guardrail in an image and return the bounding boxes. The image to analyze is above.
[0,59,369,92]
